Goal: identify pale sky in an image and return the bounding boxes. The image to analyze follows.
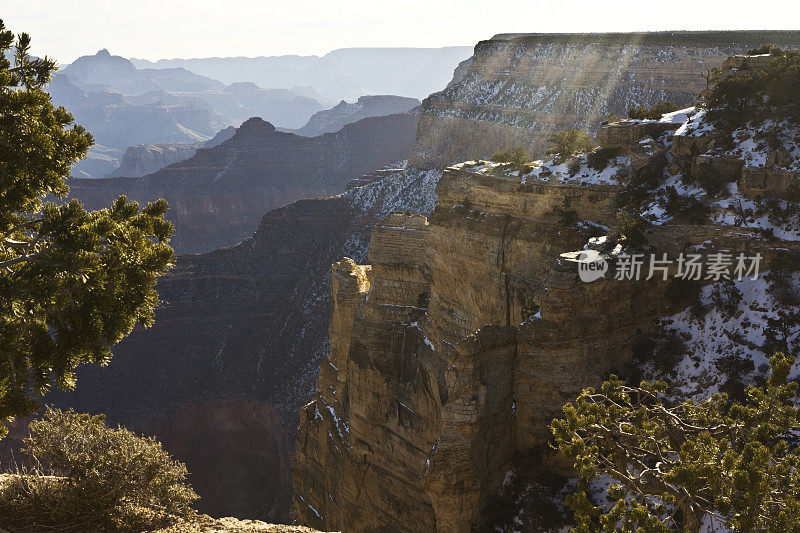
[2,0,800,64]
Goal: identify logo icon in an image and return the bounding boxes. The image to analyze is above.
[577,250,608,282]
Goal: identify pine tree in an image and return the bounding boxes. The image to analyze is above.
[546,128,594,163]
[552,353,800,532]
[0,20,173,437]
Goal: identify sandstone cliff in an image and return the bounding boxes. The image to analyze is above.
[292,163,664,532]
[411,31,800,170]
[292,51,800,530]
[67,113,419,253]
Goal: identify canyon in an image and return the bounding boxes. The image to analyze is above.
[49,31,800,525]
[67,112,419,253]
[51,166,440,520]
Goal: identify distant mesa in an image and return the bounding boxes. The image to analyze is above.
[126,47,475,102]
[296,94,420,137]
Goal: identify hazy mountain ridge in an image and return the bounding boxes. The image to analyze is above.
[129,47,474,103]
[66,112,420,252]
[55,49,325,177]
[61,49,324,127]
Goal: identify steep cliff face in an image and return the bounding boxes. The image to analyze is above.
[292,62,800,529]
[411,31,800,170]
[67,113,419,253]
[293,163,664,531]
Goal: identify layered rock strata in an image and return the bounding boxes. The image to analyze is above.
[293,161,672,531]
[411,31,800,169]
[294,99,800,531]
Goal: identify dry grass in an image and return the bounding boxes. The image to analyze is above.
[152,515,330,532]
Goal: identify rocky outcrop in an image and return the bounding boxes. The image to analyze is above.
[110,142,201,178]
[109,127,236,178]
[411,31,800,169]
[296,96,420,137]
[715,53,775,82]
[596,120,683,149]
[292,161,670,531]
[67,113,419,252]
[740,166,800,199]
